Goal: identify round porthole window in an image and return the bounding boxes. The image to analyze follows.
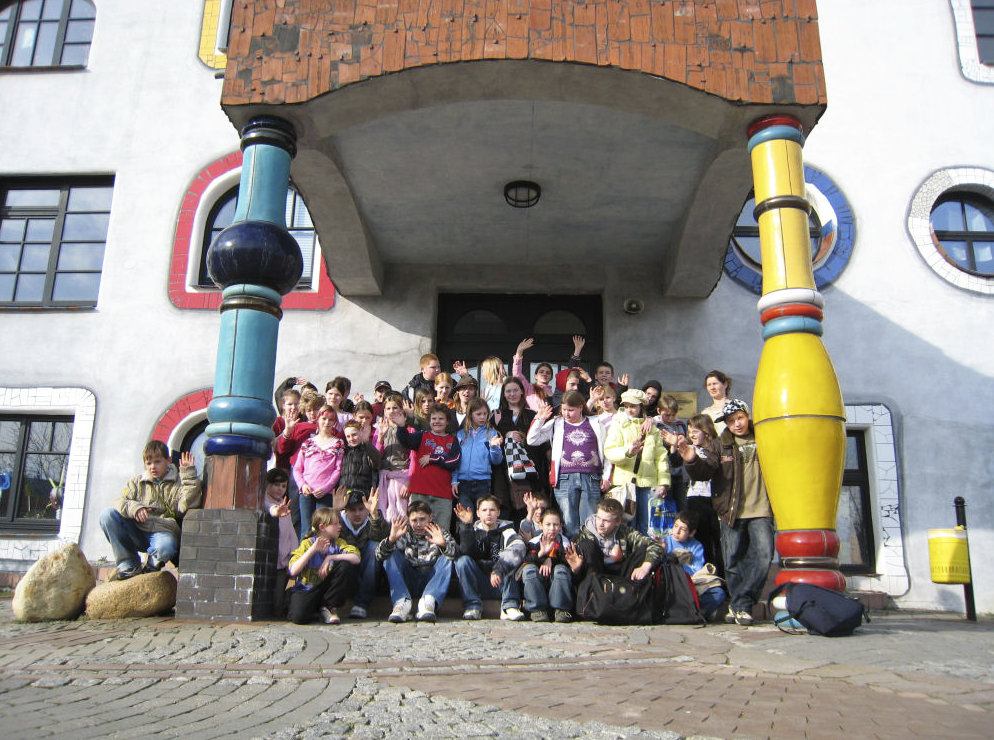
[908,167,994,294]
[724,166,855,295]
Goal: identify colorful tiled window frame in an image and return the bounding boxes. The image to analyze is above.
[198,0,227,70]
[844,403,909,597]
[169,152,336,310]
[151,388,213,450]
[950,0,994,84]
[724,165,856,295]
[0,387,95,567]
[908,166,994,295]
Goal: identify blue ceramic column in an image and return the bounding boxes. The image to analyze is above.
[203,117,302,510]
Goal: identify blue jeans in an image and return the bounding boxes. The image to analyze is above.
[554,472,602,538]
[720,517,775,612]
[382,549,453,604]
[99,508,178,572]
[456,479,491,512]
[454,556,521,610]
[521,563,574,612]
[352,541,380,609]
[298,491,334,539]
[698,585,728,618]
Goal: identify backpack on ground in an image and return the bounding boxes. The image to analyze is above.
[652,559,704,625]
[576,571,655,625]
[767,582,869,637]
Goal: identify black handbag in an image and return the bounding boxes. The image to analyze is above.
[576,571,654,625]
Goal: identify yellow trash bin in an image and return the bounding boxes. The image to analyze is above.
[928,528,972,584]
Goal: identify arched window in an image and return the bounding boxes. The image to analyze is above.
[197,185,317,289]
[930,192,994,276]
[532,310,586,336]
[451,309,507,335]
[0,0,95,68]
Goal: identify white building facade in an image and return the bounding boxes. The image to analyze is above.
[0,0,991,613]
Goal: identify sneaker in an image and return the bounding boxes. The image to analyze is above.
[500,606,525,622]
[724,610,737,624]
[734,610,754,626]
[141,558,165,574]
[462,607,483,620]
[109,566,141,582]
[416,595,437,622]
[388,598,413,623]
[319,607,340,624]
[349,605,368,619]
[530,610,551,622]
[554,609,573,623]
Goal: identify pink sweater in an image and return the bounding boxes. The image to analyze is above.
[292,435,345,494]
[513,355,554,412]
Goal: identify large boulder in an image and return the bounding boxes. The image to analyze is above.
[12,543,96,622]
[85,570,177,619]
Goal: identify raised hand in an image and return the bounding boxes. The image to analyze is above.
[389,514,408,542]
[572,335,586,355]
[452,360,468,376]
[179,451,195,469]
[618,373,630,386]
[424,522,447,547]
[453,502,475,524]
[273,496,291,518]
[515,337,535,357]
[365,487,380,517]
[535,401,553,422]
[376,416,391,436]
[564,543,584,572]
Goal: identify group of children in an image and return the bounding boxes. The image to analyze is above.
[100,341,773,627]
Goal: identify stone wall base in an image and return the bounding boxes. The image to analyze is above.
[175,508,276,622]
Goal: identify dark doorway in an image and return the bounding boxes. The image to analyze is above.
[436,294,603,380]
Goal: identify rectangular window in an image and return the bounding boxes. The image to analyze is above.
[0,0,95,68]
[838,430,875,574]
[973,0,994,65]
[0,414,73,533]
[0,178,113,308]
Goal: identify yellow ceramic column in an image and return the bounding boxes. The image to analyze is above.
[747,115,847,592]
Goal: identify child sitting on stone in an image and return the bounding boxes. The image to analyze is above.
[287,508,360,625]
[663,509,728,622]
[376,500,457,623]
[453,496,525,621]
[338,488,389,619]
[520,507,574,622]
[98,440,202,580]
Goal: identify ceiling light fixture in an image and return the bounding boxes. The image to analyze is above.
[504,180,541,208]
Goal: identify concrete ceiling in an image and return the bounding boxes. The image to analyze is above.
[227,61,823,297]
[331,99,714,267]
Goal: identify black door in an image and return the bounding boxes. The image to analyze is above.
[436,293,603,380]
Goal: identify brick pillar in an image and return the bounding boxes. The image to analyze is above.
[176,509,277,621]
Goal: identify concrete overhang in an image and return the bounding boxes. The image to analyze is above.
[225,59,821,297]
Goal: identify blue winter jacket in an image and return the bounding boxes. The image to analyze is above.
[452,426,503,483]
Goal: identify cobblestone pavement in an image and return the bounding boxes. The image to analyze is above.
[0,597,991,739]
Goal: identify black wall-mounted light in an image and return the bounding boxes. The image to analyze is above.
[504,180,541,208]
